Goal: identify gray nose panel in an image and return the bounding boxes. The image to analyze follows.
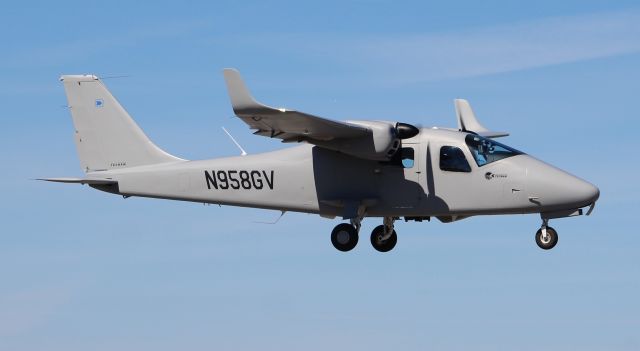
[523,156,599,211]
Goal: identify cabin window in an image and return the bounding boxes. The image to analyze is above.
[381,147,415,168]
[401,147,414,168]
[465,134,522,166]
[439,146,471,172]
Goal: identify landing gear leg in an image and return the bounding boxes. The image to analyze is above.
[535,219,558,250]
[350,215,363,235]
[370,216,398,252]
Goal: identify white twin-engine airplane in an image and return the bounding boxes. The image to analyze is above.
[41,69,599,252]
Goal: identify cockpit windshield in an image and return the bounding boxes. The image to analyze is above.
[465,134,523,167]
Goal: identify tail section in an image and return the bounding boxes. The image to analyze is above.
[60,75,183,173]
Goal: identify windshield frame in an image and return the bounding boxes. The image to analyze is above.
[464,134,523,167]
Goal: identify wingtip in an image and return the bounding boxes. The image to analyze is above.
[59,74,99,82]
[222,68,264,112]
[478,131,510,138]
[222,68,240,78]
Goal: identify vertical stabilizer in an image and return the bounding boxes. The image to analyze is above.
[60,75,183,172]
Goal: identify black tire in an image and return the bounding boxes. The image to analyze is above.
[331,223,359,252]
[535,226,558,250]
[370,225,397,252]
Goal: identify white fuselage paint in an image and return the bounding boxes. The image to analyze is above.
[92,129,599,219]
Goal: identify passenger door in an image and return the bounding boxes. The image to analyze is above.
[376,144,423,209]
[427,143,476,212]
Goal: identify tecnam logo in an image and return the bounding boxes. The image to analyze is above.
[485,172,507,180]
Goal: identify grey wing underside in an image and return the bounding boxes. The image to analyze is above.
[223,68,370,142]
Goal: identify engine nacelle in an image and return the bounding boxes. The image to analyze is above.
[311,120,419,161]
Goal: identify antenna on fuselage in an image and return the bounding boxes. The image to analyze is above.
[253,210,287,224]
[221,127,248,156]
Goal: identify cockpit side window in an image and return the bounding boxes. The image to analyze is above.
[465,134,522,167]
[439,146,471,172]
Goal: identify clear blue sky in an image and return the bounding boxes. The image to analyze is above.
[1,1,638,350]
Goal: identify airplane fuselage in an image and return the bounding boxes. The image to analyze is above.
[91,128,598,221]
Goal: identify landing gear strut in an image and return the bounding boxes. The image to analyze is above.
[370,217,397,252]
[535,219,558,250]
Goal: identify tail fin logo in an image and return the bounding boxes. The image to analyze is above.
[95,99,104,108]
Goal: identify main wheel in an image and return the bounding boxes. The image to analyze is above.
[370,225,397,252]
[535,226,558,250]
[331,223,359,252]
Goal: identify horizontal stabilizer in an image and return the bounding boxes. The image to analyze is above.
[36,177,117,185]
[455,99,509,138]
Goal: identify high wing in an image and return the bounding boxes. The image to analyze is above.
[223,68,370,142]
[455,99,509,138]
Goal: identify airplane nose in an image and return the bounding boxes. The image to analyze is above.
[524,156,599,209]
[549,173,599,208]
[577,180,600,204]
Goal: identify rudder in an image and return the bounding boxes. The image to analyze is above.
[60,75,183,172]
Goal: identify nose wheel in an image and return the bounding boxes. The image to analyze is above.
[535,220,558,250]
[331,223,359,252]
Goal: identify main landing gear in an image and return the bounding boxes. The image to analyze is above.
[330,215,363,252]
[370,217,397,252]
[331,223,359,252]
[535,219,558,250]
[330,216,398,252]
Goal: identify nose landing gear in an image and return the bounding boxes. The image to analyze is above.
[535,219,558,250]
